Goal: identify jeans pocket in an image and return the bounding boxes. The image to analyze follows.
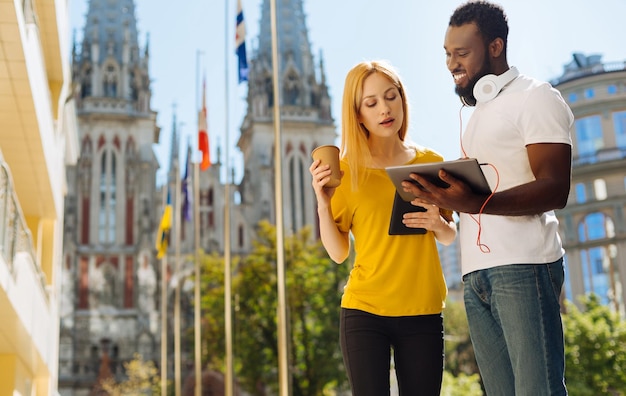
[547,258,565,298]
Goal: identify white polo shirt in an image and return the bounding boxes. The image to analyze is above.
[459,73,574,275]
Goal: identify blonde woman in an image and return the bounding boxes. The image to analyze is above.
[310,60,456,395]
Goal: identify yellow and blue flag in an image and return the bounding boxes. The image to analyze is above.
[156,190,172,259]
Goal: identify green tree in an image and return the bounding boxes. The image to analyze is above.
[563,294,626,395]
[443,299,479,377]
[195,251,230,370]
[442,299,483,394]
[101,353,161,395]
[232,221,350,396]
[441,370,483,396]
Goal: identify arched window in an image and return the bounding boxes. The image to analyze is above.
[284,71,300,105]
[130,70,139,100]
[99,148,117,244]
[103,64,118,97]
[288,154,307,232]
[82,66,92,98]
[265,76,274,107]
[238,224,245,249]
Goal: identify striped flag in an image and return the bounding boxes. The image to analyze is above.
[155,189,172,259]
[236,0,249,83]
[198,79,210,170]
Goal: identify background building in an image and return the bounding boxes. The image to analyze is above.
[60,0,336,392]
[552,53,626,317]
[57,0,626,394]
[0,0,78,395]
[59,0,162,393]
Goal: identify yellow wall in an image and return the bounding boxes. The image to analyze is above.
[0,355,16,395]
[0,354,47,396]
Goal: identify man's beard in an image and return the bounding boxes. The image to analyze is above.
[456,56,492,106]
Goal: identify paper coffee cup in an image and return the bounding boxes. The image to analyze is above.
[311,145,341,187]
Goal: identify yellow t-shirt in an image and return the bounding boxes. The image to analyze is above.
[332,148,448,316]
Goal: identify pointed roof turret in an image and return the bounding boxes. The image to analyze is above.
[82,0,140,65]
[73,0,152,115]
[257,0,314,78]
[244,0,332,121]
[169,106,180,167]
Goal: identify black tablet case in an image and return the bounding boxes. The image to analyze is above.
[388,191,427,235]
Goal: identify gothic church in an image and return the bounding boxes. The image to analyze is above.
[59,0,336,393]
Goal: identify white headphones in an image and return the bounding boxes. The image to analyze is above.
[473,66,519,103]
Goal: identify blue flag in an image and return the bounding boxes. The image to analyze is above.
[236,0,249,83]
[182,148,192,222]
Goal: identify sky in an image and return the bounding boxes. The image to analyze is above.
[69,0,626,185]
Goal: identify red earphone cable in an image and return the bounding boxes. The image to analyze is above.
[458,104,498,253]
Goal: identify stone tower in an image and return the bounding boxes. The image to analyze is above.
[236,0,336,246]
[59,0,162,393]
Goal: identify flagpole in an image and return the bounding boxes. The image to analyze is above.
[160,186,168,396]
[174,141,183,396]
[224,1,234,395]
[173,268,181,396]
[194,50,204,396]
[269,0,290,394]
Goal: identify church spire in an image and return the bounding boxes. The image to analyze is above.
[236,0,337,236]
[257,0,314,79]
[169,106,180,168]
[84,0,139,65]
[73,0,151,114]
[245,0,332,120]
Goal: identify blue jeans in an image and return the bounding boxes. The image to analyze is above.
[463,260,568,396]
[340,308,444,396]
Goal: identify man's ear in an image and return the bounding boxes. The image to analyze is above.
[489,37,505,58]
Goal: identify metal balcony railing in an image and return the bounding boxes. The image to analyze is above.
[551,61,626,86]
[573,148,626,167]
[0,161,48,299]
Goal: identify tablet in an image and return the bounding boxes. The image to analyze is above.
[388,191,427,235]
[385,158,492,202]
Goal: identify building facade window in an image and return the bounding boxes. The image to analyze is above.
[613,111,626,149]
[284,72,300,105]
[103,65,117,98]
[575,115,604,162]
[575,182,587,203]
[238,224,244,248]
[608,84,618,94]
[104,64,118,97]
[99,149,117,244]
[288,155,307,233]
[577,213,621,312]
[82,67,92,98]
[584,88,595,99]
[594,179,607,200]
[568,92,578,103]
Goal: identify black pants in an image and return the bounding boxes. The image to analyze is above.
[340,308,444,396]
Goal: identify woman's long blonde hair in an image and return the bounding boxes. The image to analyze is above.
[340,60,410,187]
